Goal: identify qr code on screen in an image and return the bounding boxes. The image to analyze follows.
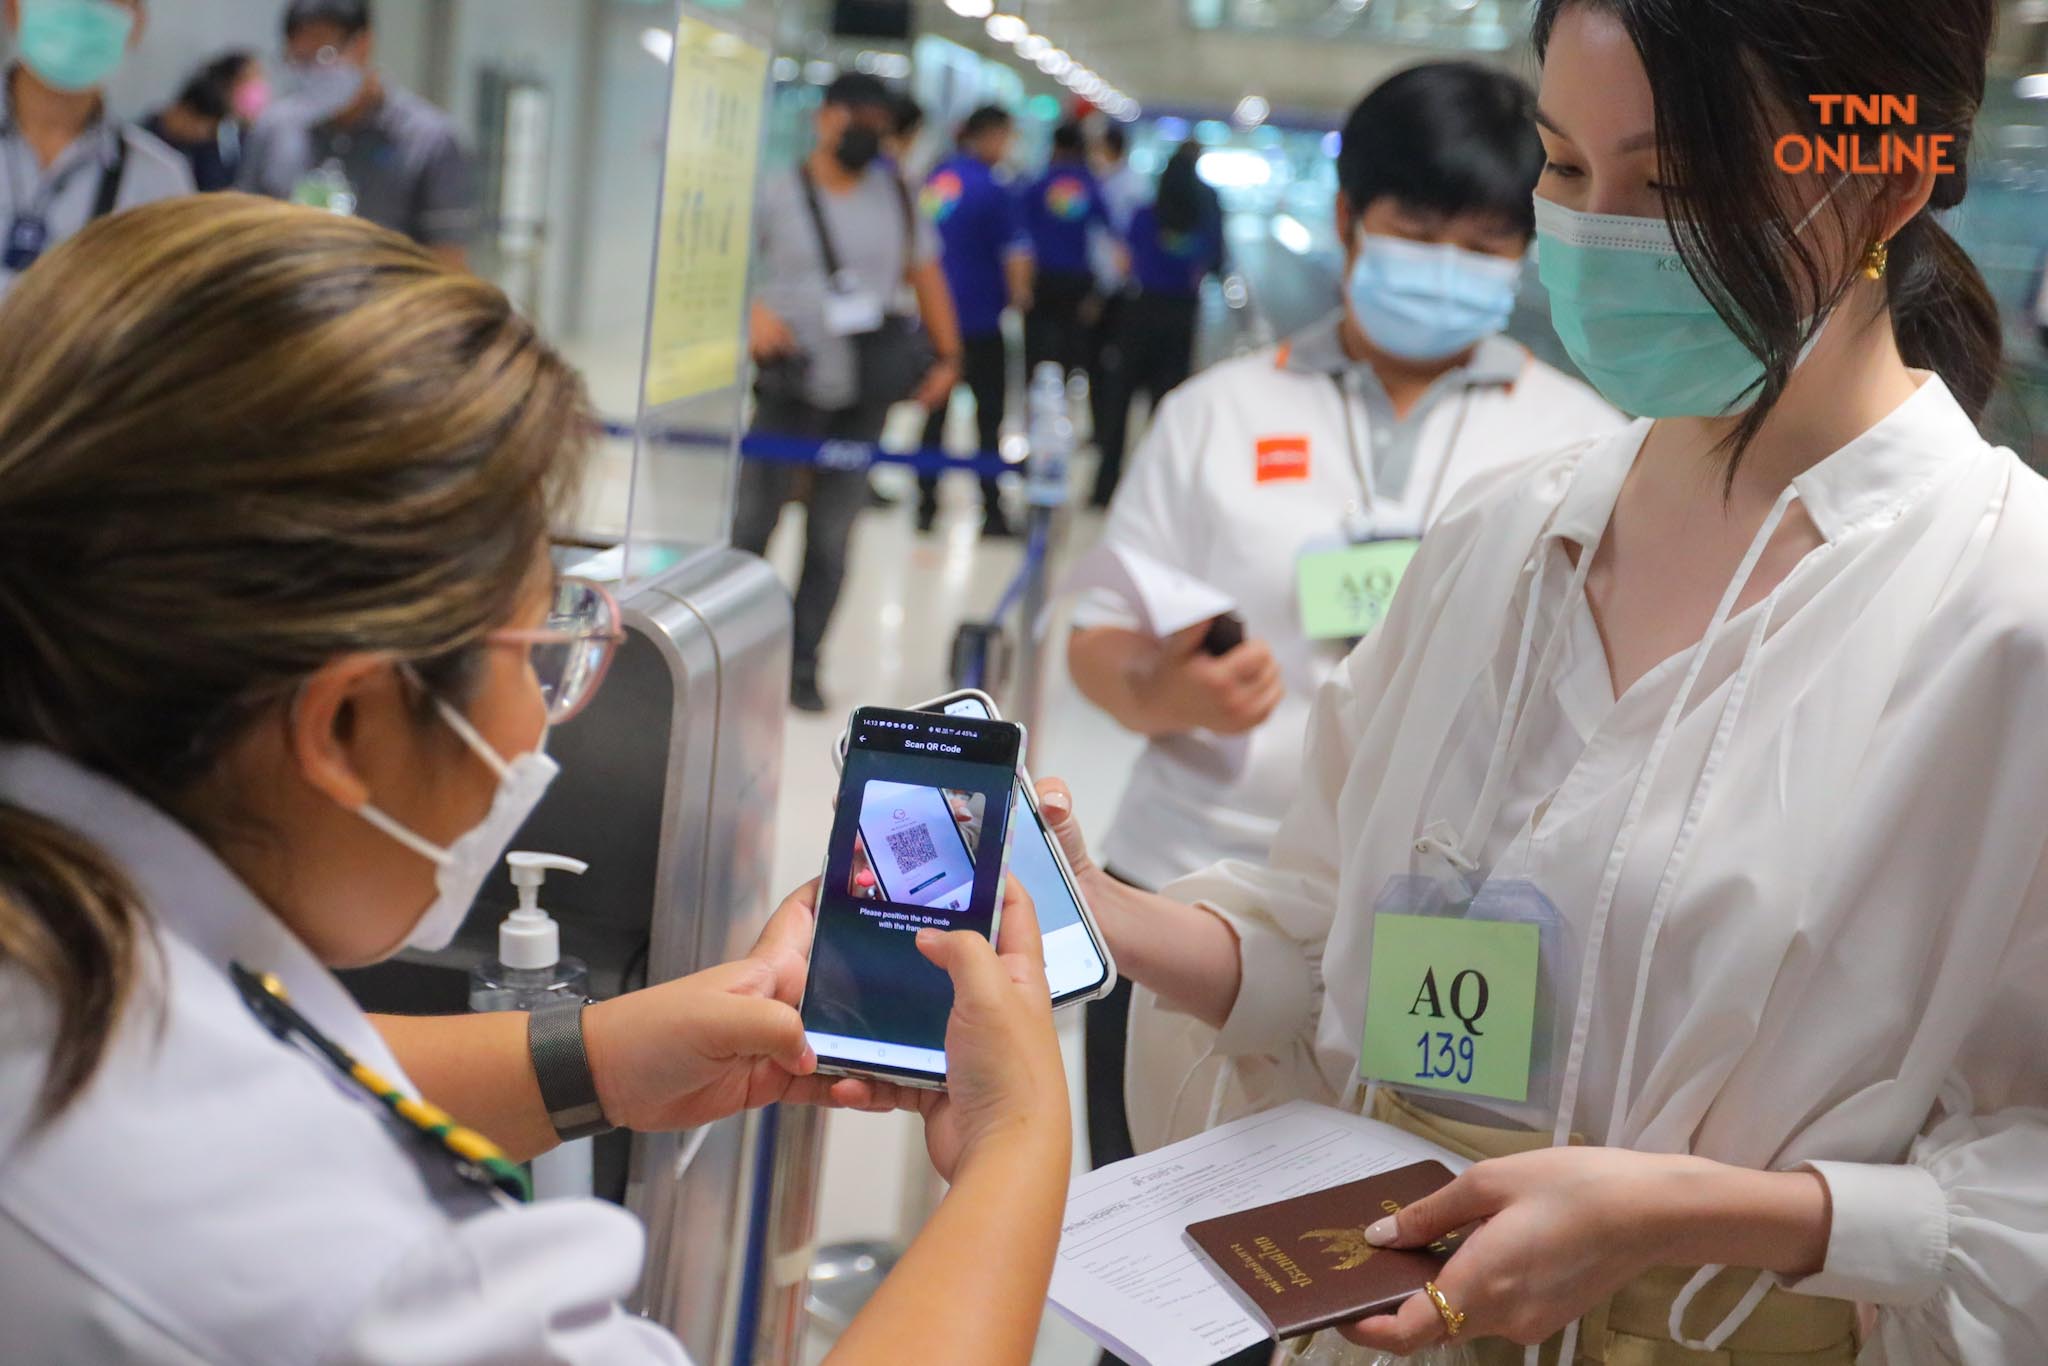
[887,824,939,872]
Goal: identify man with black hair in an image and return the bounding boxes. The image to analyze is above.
[915,103,1033,536]
[737,73,963,712]
[238,0,475,267]
[1066,65,1624,1269]
[1021,120,1114,383]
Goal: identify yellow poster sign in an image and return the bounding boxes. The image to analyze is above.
[642,16,767,407]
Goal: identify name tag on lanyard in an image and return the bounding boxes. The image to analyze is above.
[1296,536,1421,641]
[1358,913,1539,1103]
[4,214,48,271]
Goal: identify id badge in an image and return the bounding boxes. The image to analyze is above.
[1296,537,1421,641]
[822,287,885,337]
[1359,910,1539,1103]
[4,215,49,271]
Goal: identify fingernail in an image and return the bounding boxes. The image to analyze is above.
[1365,1217,1398,1246]
[915,928,939,945]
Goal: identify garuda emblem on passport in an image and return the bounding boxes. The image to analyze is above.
[1300,1226,1379,1272]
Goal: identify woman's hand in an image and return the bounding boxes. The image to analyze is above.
[1338,1148,1832,1353]
[582,881,898,1133]
[905,875,1070,1182]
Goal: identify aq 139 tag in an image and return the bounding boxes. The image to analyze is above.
[1296,538,1420,641]
[1358,914,1538,1103]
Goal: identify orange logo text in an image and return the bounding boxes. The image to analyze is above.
[1775,95,1956,177]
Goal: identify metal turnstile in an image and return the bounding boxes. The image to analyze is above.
[343,546,816,1366]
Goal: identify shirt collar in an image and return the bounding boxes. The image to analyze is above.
[1,63,121,168]
[0,744,411,1088]
[1280,310,1526,389]
[1546,373,1975,550]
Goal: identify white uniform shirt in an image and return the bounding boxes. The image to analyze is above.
[1078,314,1622,889]
[0,747,687,1365]
[1173,377,2048,1359]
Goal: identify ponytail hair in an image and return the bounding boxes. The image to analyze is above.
[1888,204,2004,423]
[0,807,147,1120]
[0,196,590,1124]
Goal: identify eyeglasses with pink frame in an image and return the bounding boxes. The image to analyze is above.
[485,575,626,723]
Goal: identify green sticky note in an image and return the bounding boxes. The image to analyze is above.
[1296,539,1421,641]
[1358,914,1539,1103]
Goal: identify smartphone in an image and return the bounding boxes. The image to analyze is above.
[802,705,1024,1089]
[835,689,1118,1012]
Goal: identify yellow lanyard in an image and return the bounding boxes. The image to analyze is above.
[231,962,531,1203]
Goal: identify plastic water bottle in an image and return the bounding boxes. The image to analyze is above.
[1025,361,1072,509]
[290,157,358,216]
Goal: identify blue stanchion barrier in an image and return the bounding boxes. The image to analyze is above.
[597,420,1014,481]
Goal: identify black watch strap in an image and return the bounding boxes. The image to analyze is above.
[528,1001,613,1142]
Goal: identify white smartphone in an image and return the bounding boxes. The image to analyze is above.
[835,689,1118,1011]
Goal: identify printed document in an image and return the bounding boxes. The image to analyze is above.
[1048,1100,1465,1366]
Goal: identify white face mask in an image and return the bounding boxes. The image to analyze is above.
[355,694,559,952]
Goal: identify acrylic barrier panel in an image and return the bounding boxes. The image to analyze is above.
[624,6,771,587]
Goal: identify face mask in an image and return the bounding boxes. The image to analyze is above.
[835,124,881,173]
[15,0,134,94]
[1533,188,1840,419]
[232,77,271,122]
[282,55,365,122]
[1347,233,1523,362]
[355,692,559,952]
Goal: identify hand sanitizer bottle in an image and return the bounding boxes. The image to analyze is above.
[469,851,593,1199]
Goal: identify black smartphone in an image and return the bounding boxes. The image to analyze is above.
[801,705,1024,1089]
[830,690,1118,1011]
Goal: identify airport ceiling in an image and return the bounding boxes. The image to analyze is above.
[902,0,2048,124]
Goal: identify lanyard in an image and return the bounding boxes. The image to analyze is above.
[4,125,128,219]
[231,961,532,1203]
[1330,371,1478,535]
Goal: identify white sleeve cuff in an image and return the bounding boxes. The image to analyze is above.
[1790,1159,1950,1306]
[1201,901,1319,1058]
[1068,587,1144,632]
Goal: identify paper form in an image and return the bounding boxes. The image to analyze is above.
[1047,1100,1467,1366]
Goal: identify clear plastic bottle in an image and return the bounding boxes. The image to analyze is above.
[469,852,594,1200]
[1025,360,1073,509]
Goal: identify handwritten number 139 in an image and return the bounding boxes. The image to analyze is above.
[1415,1031,1475,1085]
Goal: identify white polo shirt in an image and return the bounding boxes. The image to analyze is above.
[0,747,687,1365]
[0,68,193,300]
[1076,313,1622,889]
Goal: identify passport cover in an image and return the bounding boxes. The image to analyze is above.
[1184,1160,1468,1341]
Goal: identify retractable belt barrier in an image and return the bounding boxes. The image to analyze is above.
[598,420,1015,481]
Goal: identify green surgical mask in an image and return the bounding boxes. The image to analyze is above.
[1534,193,1835,419]
[16,0,134,94]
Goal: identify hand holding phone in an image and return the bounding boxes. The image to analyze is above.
[802,706,1024,1089]
[904,873,1070,1180]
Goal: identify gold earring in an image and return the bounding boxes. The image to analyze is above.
[1862,239,1890,281]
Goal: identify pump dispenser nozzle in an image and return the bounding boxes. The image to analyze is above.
[499,851,588,970]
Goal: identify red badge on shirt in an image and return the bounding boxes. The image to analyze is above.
[1255,435,1311,483]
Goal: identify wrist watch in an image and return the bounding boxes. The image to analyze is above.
[528,999,614,1142]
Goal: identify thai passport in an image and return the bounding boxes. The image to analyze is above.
[1184,1160,1468,1341]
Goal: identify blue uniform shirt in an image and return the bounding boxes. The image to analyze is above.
[1126,203,1220,297]
[922,152,1025,338]
[1022,160,1109,278]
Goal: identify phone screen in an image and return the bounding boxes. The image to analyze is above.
[803,707,1021,1083]
[938,697,1114,1005]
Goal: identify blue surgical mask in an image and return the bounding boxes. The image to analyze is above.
[15,0,134,94]
[1534,193,1838,418]
[1346,233,1524,362]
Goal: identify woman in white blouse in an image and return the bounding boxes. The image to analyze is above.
[0,197,1069,1365]
[1041,0,2046,1360]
